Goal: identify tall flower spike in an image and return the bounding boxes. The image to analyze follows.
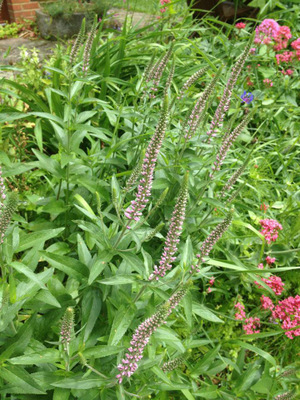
[177,66,209,100]
[60,307,74,352]
[0,191,18,244]
[116,286,187,384]
[164,57,175,97]
[124,151,145,193]
[162,354,185,372]
[219,153,251,197]
[274,391,296,400]
[211,113,252,177]
[193,212,233,273]
[70,18,86,64]
[149,172,189,281]
[82,18,97,74]
[206,40,252,142]
[183,70,221,141]
[125,99,169,222]
[0,165,6,211]
[146,42,174,96]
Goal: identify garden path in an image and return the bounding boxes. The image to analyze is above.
[0,7,156,70]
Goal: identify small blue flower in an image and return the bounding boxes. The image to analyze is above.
[241,90,254,104]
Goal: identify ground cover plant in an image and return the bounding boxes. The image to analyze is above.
[0,0,299,399]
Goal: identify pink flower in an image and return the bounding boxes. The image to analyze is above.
[207,287,212,293]
[266,256,275,265]
[243,317,260,334]
[160,7,167,13]
[272,295,300,339]
[275,51,294,65]
[254,19,280,45]
[236,22,246,29]
[261,295,274,310]
[258,263,264,270]
[259,219,282,244]
[263,78,273,87]
[209,277,215,286]
[291,38,300,50]
[255,275,284,295]
[235,302,246,320]
[260,203,269,212]
[250,47,256,54]
[285,69,294,75]
[273,26,292,51]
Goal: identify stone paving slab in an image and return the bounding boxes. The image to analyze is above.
[0,8,157,70]
[0,37,56,65]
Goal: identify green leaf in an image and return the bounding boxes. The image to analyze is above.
[53,387,71,400]
[108,304,136,346]
[81,288,102,343]
[10,262,47,289]
[9,349,60,365]
[16,228,64,252]
[233,341,276,367]
[74,194,96,218]
[192,303,224,323]
[32,149,64,178]
[98,275,137,285]
[35,289,61,308]
[181,236,193,269]
[34,118,43,152]
[39,251,89,280]
[0,315,36,362]
[77,234,92,266]
[0,365,46,394]
[181,389,196,400]
[82,345,124,359]
[191,346,220,377]
[88,254,112,285]
[52,376,105,389]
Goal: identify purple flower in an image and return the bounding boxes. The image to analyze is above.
[241,91,254,104]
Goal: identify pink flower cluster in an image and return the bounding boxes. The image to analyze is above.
[255,275,284,295]
[260,295,300,339]
[235,22,246,29]
[254,19,300,67]
[243,317,260,334]
[259,218,282,244]
[263,78,273,87]
[207,277,215,293]
[275,51,294,65]
[254,19,280,45]
[273,26,292,51]
[266,256,275,265]
[281,68,294,76]
[234,302,246,320]
[160,0,170,13]
[234,302,261,334]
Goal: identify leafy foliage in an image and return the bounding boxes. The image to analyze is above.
[0,2,299,399]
